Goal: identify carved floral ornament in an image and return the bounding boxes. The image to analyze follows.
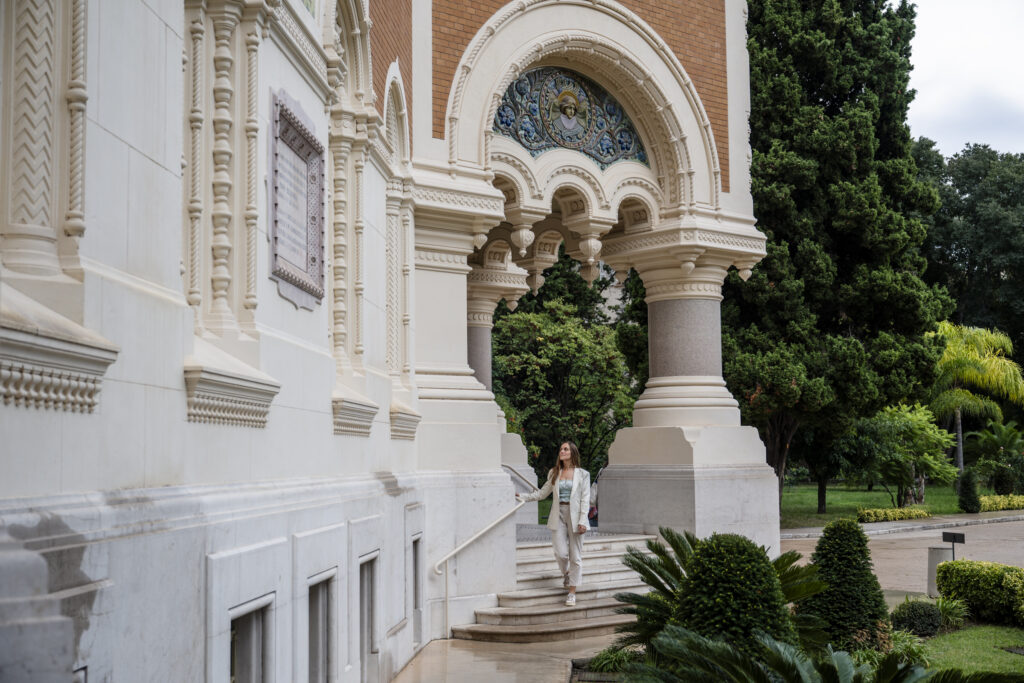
[493,67,648,170]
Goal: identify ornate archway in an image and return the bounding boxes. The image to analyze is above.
[441,0,781,551]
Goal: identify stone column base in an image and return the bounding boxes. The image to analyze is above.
[598,425,780,554]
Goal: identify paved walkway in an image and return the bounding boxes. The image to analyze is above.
[393,512,1024,682]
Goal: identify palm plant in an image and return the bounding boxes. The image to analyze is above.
[614,527,697,651]
[929,321,1024,473]
[623,625,1024,683]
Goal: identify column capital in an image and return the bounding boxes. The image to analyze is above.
[601,224,765,302]
[467,262,529,327]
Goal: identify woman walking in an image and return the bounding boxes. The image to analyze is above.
[516,442,591,605]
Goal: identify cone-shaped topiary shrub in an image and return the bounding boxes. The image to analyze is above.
[671,533,796,661]
[797,519,888,650]
[958,468,981,513]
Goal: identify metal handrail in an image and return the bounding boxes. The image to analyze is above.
[502,463,540,491]
[433,500,526,636]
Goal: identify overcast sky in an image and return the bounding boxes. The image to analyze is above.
[907,0,1024,158]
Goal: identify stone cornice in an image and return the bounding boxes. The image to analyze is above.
[389,402,421,441]
[1,284,119,413]
[183,337,280,428]
[332,393,378,437]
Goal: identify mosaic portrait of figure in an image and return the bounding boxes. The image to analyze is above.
[494,67,648,169]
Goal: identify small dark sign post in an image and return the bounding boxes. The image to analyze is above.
[942,531,965,560]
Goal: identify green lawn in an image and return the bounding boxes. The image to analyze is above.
[923,625,1024,673]
[538,498,551,525]
[779,483,990,529]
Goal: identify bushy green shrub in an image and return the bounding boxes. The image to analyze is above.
[957,469,981,513]
[672,533,796,661]
[980,494,1024,512]
[890,599,941,637]
[797,519,888,649]
[936,559,1024,626]
[935,596,969,631]
[992,465,1017,495]
[856,507,930,523]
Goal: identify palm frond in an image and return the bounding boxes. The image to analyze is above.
[622,546,675,596]
[773,550,827,605]
[930,389,1003,422]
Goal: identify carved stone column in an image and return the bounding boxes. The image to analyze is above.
[466,258,528,391]
[598,227,779,553]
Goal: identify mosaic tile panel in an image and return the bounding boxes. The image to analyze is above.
[493,66,648,170]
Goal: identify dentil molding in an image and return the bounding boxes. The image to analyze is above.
[183,338,280,428]
[0,284,118,413]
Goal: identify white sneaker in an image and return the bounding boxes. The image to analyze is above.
[564,593,576,607]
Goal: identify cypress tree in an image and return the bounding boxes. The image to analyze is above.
[798,519,888,649]
[726,0,953,495]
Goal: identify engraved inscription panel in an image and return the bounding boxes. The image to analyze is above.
[271,95,325,302]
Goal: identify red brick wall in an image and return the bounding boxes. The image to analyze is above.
[431,0,731,191]
[371,0,413,137]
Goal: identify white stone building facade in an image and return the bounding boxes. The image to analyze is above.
[0,0,778,680]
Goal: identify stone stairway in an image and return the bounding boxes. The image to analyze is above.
[451,530,656,642]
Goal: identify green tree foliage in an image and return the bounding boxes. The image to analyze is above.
[728,0,953,493]
[672,534,797,661]
[929,322,1024,472]
[613,268,649,396]
[917,142,1024,358]
[871,404,956,507]
[492,298,632,478]
[968,420,1024,494]
[799,519,889,650]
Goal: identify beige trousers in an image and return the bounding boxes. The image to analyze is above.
[552,503,584,587]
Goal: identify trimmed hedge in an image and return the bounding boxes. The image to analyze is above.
[797,519,889,650]
[890,600,941,637]
[979,494,1024,512]
[672,533,796,661]
[857,507,931,523]
[935,560,1024,626]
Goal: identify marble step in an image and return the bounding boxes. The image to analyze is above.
[515,547,650,574]
[451,613,635,643]
[514,534,655,560]
[515,563,640,589]
[474,597,624,626]
[497,577,648,608]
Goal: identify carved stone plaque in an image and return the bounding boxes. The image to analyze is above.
[271,94,324,306]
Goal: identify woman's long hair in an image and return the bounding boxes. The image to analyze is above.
[548,441,582,482]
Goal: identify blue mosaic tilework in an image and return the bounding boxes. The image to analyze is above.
[493,67,648,170]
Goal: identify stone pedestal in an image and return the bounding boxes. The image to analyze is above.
[598,426,780,554]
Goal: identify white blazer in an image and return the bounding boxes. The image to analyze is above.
[521,467,591,533]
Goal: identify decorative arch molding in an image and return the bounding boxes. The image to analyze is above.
[446,0,722,210]
[326,0,374,110]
